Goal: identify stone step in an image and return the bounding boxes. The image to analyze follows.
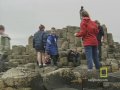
[108,71,120,82]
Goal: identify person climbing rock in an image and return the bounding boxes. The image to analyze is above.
[74,11,101,71]
[80,6,85,20]
[67,48,80,67]
[45,27,59,66]
[95,20,105,61]
[80,6,84,20]
[33,24,48,68]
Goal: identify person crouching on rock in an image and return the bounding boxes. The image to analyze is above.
[33,24,48,68]
[67,48,81,67]
[45,27,59,66]
[74,11,101,71]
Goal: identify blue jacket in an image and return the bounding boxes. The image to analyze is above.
[45,34,58,55]
[33,30,48,50]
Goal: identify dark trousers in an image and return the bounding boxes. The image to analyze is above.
[85,46,100,69]
[98,44,102,61]
[50,55,59,66]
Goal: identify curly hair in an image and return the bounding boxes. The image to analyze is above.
[39,24,45,31]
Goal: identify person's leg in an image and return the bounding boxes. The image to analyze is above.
[51,55,58,66]
[99,45,102,61]
[73,56,76,66]
[41,52,46,66]
[37,52,42,66]
[76,54,81,66]
[92,46,100,69]
[98,44,102,61]
[85,46,93,69]
[55,55,58,66]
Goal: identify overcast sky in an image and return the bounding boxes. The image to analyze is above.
[0,0,120,46]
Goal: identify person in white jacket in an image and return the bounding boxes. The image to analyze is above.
[0,25,9,36]
[0,25,10,51]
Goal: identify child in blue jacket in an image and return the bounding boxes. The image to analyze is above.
[45,27,59,66]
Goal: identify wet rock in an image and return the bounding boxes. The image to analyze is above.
[2,68,33,87]
[0,79,5,89]
[38,66,57,75]
[23,63,36,69]
[12,45,26,55]
[54,88,78,90]
[57,38,65,48]
[7,61,19,68]
[59,57,68,66]
[28,36,33,47]
[0,60,7,72]
[17,88,32,90]
[111,62,119,72]
[59,51,68,58]
[107,33,114,45]
[5,87,14,90]
[61,41,69,50]
[108,71,120,82]
[1,66,41,89]
[41,68,81,90]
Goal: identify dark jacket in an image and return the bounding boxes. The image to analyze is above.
[97,26,104,45]
[33,30,48,50]
[76,17,99,46]
[45,34,58,55]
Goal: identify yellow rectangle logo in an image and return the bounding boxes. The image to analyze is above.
[100,67,108,78]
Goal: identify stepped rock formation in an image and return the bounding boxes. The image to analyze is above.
[0,25,120,90]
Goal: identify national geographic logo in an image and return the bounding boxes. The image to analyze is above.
[100,67,108,78]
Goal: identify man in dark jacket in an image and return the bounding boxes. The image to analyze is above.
[33,24,48,67]
[95,20,105,61]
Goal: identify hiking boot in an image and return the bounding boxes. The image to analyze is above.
[38,64,43,68]
[43,64,47,67]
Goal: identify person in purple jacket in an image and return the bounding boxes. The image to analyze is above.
[45,27,59,66]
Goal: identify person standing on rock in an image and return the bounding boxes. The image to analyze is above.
[74,11,101,71]
[95,20,105,61]
[80,6,85,20]
[0,25,9,37]
[45,27,59,66]
[33,24,48,68]
[0,25,10,72]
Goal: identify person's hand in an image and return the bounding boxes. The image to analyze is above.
[101,39,104,43]
[102,36,106,43]
[74,33,77,36]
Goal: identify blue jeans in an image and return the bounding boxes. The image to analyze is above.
[85,46,100,69]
